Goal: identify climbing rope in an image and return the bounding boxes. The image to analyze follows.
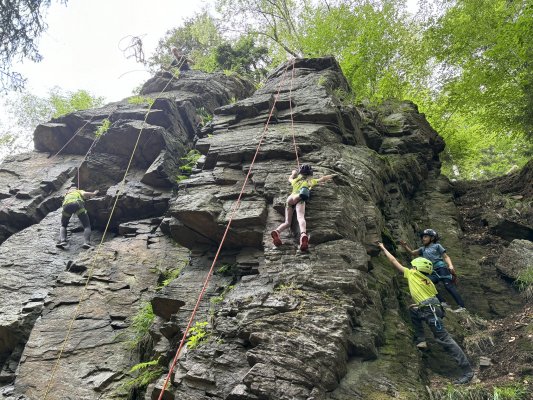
[42,61,185,400]
[156,60,295,400]
[288,57,300,170]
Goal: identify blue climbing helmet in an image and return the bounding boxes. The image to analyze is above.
[411,257,433,274]
[299,164,313,176]
[420,228,439,242]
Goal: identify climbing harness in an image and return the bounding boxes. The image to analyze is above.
[419,297,443,330]
[156,60,295,400]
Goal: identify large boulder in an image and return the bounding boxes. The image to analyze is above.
[495,239,533,280]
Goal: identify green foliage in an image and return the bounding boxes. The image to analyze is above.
[126,302,155,349]
[215,35,269,80]
[210,285,234,305]
[216,263,235,275]
[1,87,104,157]
[187,321,210,350]
[175,175,189,183]
[493,384,529,400]
[217,0,303,61]
[298,0,418,102]
[431,383,530,400]
[211,0,531,179]
[157,260,187,290]
[515,267,533,300]
[127,95,155,107]
[196,107,213,127]
[416,0,533,179]
[49,88,104,118]
[176,149,202,183]
[149,11,223,72]
[275,281,303,296]
[118,358,163,394]
[7,87,104,129]
[0,0,67,92]
[94,118,110,138]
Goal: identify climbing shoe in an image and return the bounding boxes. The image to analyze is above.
[82,243,93,250]
[299,233,309,252]
[452,307,467,313]
[271,230,282,247]
[441,302,451,308]
[416,341,428,349]
[453,371,474,385]
[56,241,68,249]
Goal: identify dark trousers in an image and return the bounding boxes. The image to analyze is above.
[60,202,91,243]
[410,306,471,371]
[430,268,465,307]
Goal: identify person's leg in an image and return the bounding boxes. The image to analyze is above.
[295,201,306,234]
[295,201,309,250]
[274,195,300,232]
[77,211,92,246]
[427,312,473,382]
[443,279,466,308]
[409,307,427,345]
[59,214,70,244]
[272,194,299,245]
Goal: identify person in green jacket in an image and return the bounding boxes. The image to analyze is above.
[57,185,99,249]
[377,241,474,385]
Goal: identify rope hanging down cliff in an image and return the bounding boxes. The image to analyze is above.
[156,59,299,400]
[41,60,185,400]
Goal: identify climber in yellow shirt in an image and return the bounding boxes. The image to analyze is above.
[271,164,335,251]
[57,185,99,249]
[376,241,474,385]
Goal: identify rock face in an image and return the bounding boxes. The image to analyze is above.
[0,59,530,400]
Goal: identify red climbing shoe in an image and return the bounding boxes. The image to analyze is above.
[271,230,282,247]
[299,233,309,252]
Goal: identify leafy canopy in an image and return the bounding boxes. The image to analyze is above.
[210,0,532,179]
[0,0,67,92]
[1,88,104,159]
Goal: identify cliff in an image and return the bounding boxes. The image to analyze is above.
[0,58,531,400]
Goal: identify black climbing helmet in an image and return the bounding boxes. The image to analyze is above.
[299,164,313,176]
[420,228,439,242]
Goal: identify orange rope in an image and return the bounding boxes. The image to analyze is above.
[156,61,293,400]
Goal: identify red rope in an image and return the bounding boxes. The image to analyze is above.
[156,61,293,400]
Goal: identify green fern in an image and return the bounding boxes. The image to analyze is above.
[197,107,213,127]
[187,321,209,350]
[176,150,202,183]
[125,302,155,349]
[94,118,111,138]
[118,358,163,394]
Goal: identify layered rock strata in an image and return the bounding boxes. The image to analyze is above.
[0,59,528,400]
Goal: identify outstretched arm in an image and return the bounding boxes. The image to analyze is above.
[82,190,99,200]
[377,242,407,273]
[317,174,336,184]
[399,240,419,257]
